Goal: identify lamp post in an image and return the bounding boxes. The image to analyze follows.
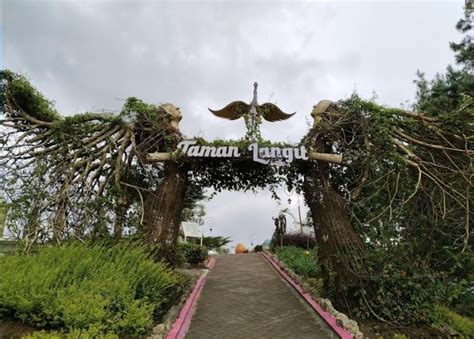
[284,188,304,233]
[297,193,303,234]
[249,233,257,247]
[200,223,203,246]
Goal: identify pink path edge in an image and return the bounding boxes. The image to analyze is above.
[262,252,353,339]
[206,256,216,270]
[166,257,216,339]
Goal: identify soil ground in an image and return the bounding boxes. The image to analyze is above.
[0,320,38,338]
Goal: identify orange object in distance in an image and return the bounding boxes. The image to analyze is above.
[235,243,247,254]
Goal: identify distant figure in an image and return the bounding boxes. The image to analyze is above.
[271,214,287,247]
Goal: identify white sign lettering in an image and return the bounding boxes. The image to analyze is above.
[178,140,241,158]
[177,140,308,164]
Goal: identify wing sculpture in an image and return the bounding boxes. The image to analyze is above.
[258,103,295,122]
[208,101,250,120]
[208,83,295,122]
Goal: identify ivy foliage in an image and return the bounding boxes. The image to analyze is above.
[187,137,304,195]
[1,70,61,122]
[120,97,174,131]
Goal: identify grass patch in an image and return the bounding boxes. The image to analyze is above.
[433,305,474,337]
[22,328,118,339]
[274,246,319,278]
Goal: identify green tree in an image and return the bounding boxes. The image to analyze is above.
[202,236,232,250]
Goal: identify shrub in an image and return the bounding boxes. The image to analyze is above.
[0,242,187,336]
[350,255,446,325]
[254,245,263,252]
[22,328,118,339]
[280,233,316,249]
[178,243,208,265]
[275,246,319,278]
[452,280,474,317]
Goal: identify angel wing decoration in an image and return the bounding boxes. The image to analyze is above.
[208,101,250,120]
[257,102,295,122]
[208,83,295,130]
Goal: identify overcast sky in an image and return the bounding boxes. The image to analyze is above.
[3,0,465,249]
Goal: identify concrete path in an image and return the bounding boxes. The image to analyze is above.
[186,253,337,339]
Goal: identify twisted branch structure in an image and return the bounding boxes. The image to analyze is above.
[302,98,473,290]
[1,71,184,246]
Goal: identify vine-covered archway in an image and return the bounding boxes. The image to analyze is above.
[2,71,472,322]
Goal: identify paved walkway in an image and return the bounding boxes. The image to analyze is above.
[186,253,337,339]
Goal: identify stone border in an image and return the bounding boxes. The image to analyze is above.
[165,257,216,339]
[262,252,361,339]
